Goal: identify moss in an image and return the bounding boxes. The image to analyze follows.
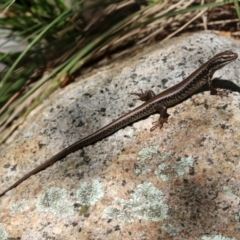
[201,235,236,240]
[103,182,168,222]
[0,223,8,240]
[76,180,104,206]
[79,205,90,215]
[36,187,74,217]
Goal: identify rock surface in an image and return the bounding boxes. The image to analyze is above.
[1,32,240,240]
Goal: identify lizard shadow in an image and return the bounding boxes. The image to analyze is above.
[199,78,240,94]
[173,78,240,108]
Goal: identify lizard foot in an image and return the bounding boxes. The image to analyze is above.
[210,88,228,98]
[131,90,155,102]
[150,117,168,131]
[216,89,229,98]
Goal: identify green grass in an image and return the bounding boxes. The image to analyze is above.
[0,0,239,144]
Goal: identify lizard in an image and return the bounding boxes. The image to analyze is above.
[0,50,238,197]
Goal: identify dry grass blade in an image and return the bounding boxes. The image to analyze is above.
[0,0,239,145]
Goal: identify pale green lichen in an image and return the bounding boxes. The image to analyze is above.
[135,146,172,175]
[11,199,27,214]
[103,182,168,222]
[233,214,240,228]
[175,156,193,176]
[223,185,240,197]
[137,146,159,164]
[201,235,236,240]
[160,151,172,161]
[155,163,173,182]
[223,186,235,196]
[36,187,74,216]
[161,223,180,236]
[0,223,8,240]
[76,180,103,206]
[155,156,193,181]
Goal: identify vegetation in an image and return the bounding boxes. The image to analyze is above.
[0,0,239,143]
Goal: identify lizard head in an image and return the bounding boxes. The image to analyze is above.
[210,50,238,71]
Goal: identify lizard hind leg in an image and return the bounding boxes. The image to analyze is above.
[150,116,169,131]
[150,103,170,131]
[131,90,156,102]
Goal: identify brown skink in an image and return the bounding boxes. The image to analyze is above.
[1,50,238,197]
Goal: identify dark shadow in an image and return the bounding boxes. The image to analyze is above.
[171,78,240,108]
[199,78,240,94]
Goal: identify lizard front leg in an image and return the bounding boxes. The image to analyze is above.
[208,77,228,97]
[151,103,170,131]
[131,90,156,102]
[131,90,169,130]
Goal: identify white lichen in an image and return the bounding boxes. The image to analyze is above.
[162,223,180,236]
[11,199,27,214]
[76,179,104,206]
[160,151,172,161]
[103,182,168,222]
[137,146,159,163]
[155,163,173,182]
[0,223,8,240]
[233,214,240,229]
[136,146,172,175]
[223,186,235,196]
[155,156,193,181]
[175,156,193,176]
[36,187,74,216]
[201,234,236,240]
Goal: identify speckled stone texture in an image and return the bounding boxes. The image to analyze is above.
[1,32,240,240]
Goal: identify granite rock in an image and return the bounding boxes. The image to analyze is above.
[0,32,240,240]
